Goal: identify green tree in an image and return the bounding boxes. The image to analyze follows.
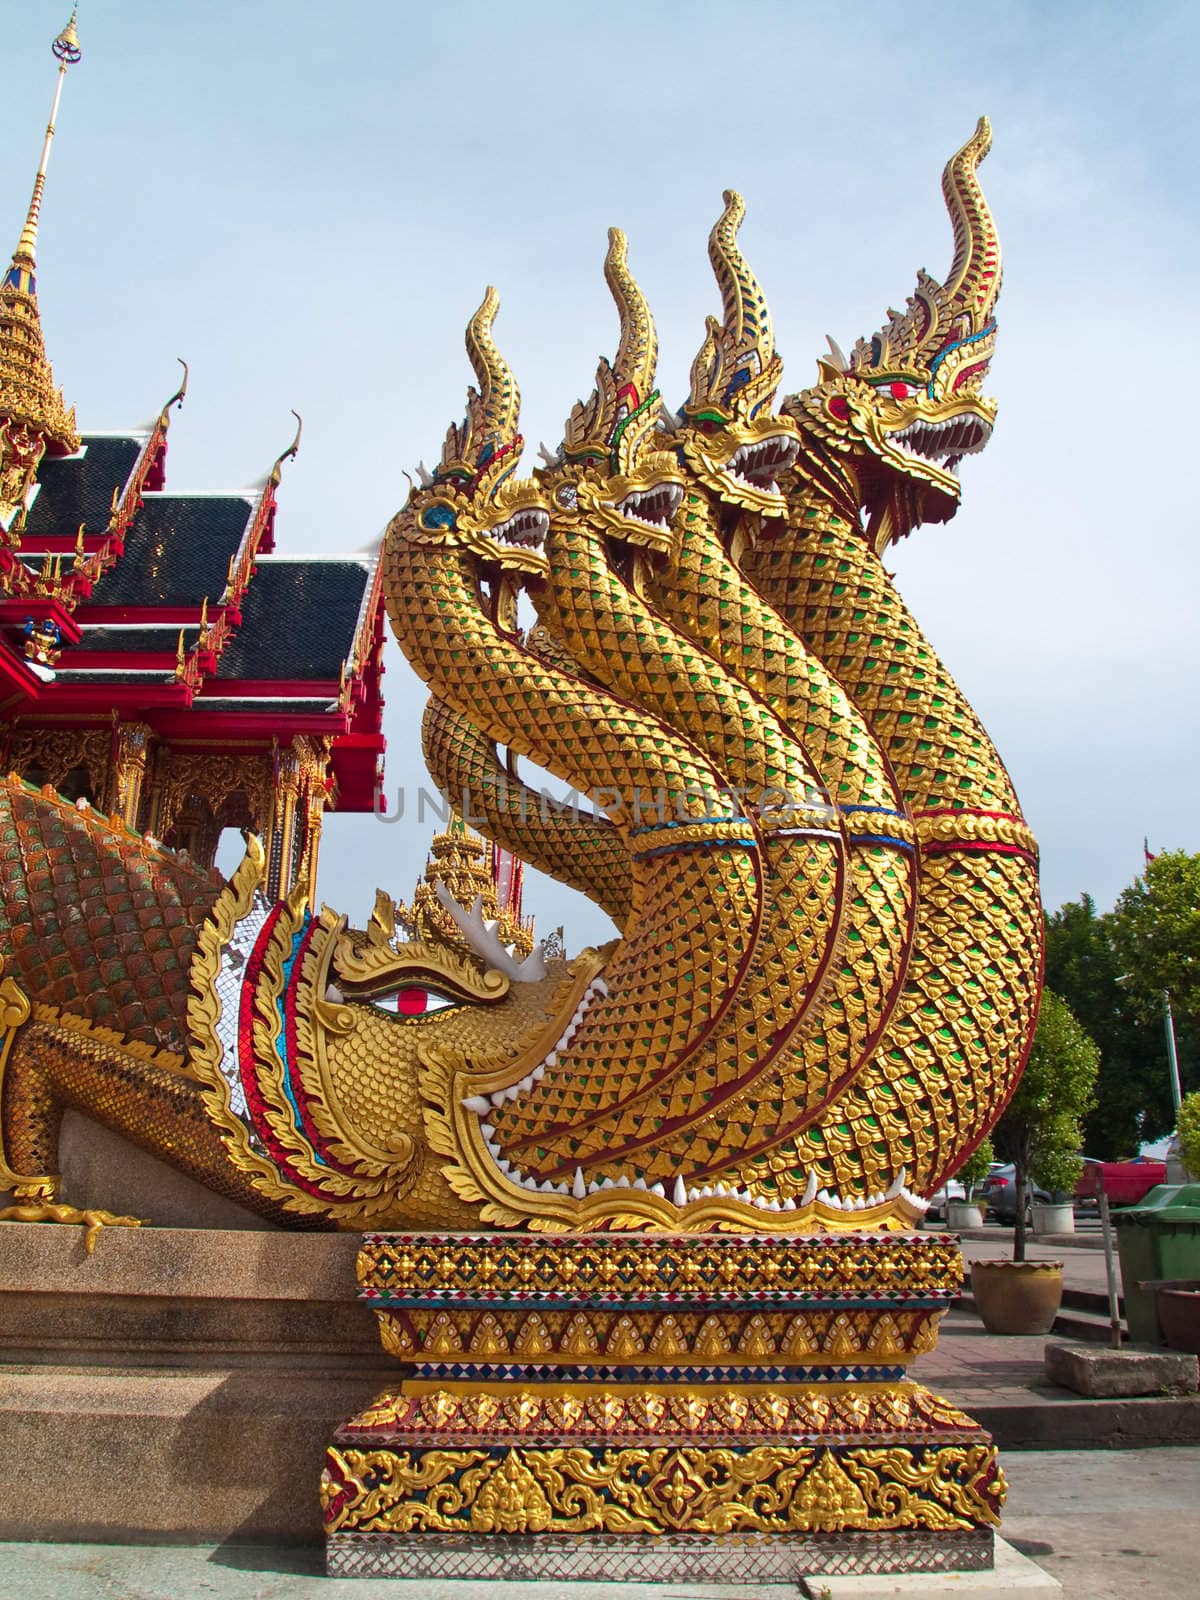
[1177,1092,1200,1181]
[991,990,1099,1261]
[956,1137,995,1200]
[1109,851,1200,1108]
[1045,894,1166,1154]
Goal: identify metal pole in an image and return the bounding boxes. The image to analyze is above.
[1097,1190,1123,1349]
[1163,989,1183,1117]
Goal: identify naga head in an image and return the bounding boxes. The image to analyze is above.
[540,229,685,562]
[191,838,603,1229]
[665,191,799,518]
[387,288,550,598]
[783,119,1001,550]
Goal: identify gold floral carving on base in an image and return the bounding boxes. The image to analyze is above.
[322,1438,1004,1538]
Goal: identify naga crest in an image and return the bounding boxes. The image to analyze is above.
[783,117,1001,550]
[390,288,550,585]
[547,229,685,559]
[667,190,800,518]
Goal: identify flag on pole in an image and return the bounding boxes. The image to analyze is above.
[1144,837,1158,867]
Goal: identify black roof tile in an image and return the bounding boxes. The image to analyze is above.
[215,560,370,681]
[77,627,200,655]
[88,494,255,607]
[53,670,176,684]
[25,436,144,537]
[192,697,338,715]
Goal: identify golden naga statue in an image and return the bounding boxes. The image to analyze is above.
[0,119,1040,1242]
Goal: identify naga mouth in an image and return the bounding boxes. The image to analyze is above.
[617,482,684,530]
[492,507,550,550]
[889,414,992,475]
[727,433,800,493]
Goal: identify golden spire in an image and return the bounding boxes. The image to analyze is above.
[398,815,535,960]
[0,11,82,474]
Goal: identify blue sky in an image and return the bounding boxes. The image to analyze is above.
[5,1,1198,950]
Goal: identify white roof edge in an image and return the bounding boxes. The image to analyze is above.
[139,489,260,502]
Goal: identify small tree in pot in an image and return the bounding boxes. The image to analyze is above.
[993,990,1099,1260]
[959,1136,996,1203]
[945,1138,995,1227]
[971,992,1099,1335]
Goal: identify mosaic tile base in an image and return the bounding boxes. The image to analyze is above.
[326,1527,995,1581]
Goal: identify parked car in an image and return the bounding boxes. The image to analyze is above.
[1074,1156,1167,1208]
[979,1163,1051,1223]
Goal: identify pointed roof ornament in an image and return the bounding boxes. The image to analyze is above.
[269,410,303,487]
[0,10,82,459]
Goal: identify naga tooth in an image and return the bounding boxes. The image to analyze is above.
[545,1052,557,1069]
[572,1167,586,1200]
[587,1179,604,1195]
[324,983,344,1003]
[781,1196,797,1211]
[594,976,609,996]
[599,1176,615,1189]
[489,1091,505,1107]
[885,1168,906,1200]
[632,1176,647,1191]
[802,1171,819,1205]
[672,1175,688,1207]
[462,1095,491,1114]
[416,460,433,487]
[532,1062,546,1082]
[768,1197,782,1212]
[496,1158,513,1175]
[649,1182,666,1198]
[480,1123,495,1141]
[615,1175,631,1189]
[502,1084,521,1103]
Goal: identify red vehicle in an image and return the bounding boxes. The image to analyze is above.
[1075,1157,1168,1208]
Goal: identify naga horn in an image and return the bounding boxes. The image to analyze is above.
[942,116,1002,328]
[689,190,778,412]
[709,189,774,378]
[605,227,658,406]
[464,285,522,461]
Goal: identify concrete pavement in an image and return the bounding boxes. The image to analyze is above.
[1,1448,1197,1600]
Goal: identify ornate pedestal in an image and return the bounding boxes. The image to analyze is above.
[322,1231,1004,1581]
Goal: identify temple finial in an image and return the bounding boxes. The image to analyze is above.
[11,10,83,277]
[0,12,82,517]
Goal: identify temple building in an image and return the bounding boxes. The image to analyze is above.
[397,816,535,959]
[0,12,385,897]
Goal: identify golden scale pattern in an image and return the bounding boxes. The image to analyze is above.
[421,695,634,929]
[740,500,1041,1195]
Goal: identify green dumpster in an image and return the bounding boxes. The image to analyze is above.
[1112,1184,1200,1344]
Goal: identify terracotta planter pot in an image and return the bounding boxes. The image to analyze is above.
[970,1258,1064,1336]
[1142,1280,1200,1355]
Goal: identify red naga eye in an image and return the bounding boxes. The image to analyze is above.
[828,397,850,421]
[372,987,457,1017]
[885,381,913,400]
